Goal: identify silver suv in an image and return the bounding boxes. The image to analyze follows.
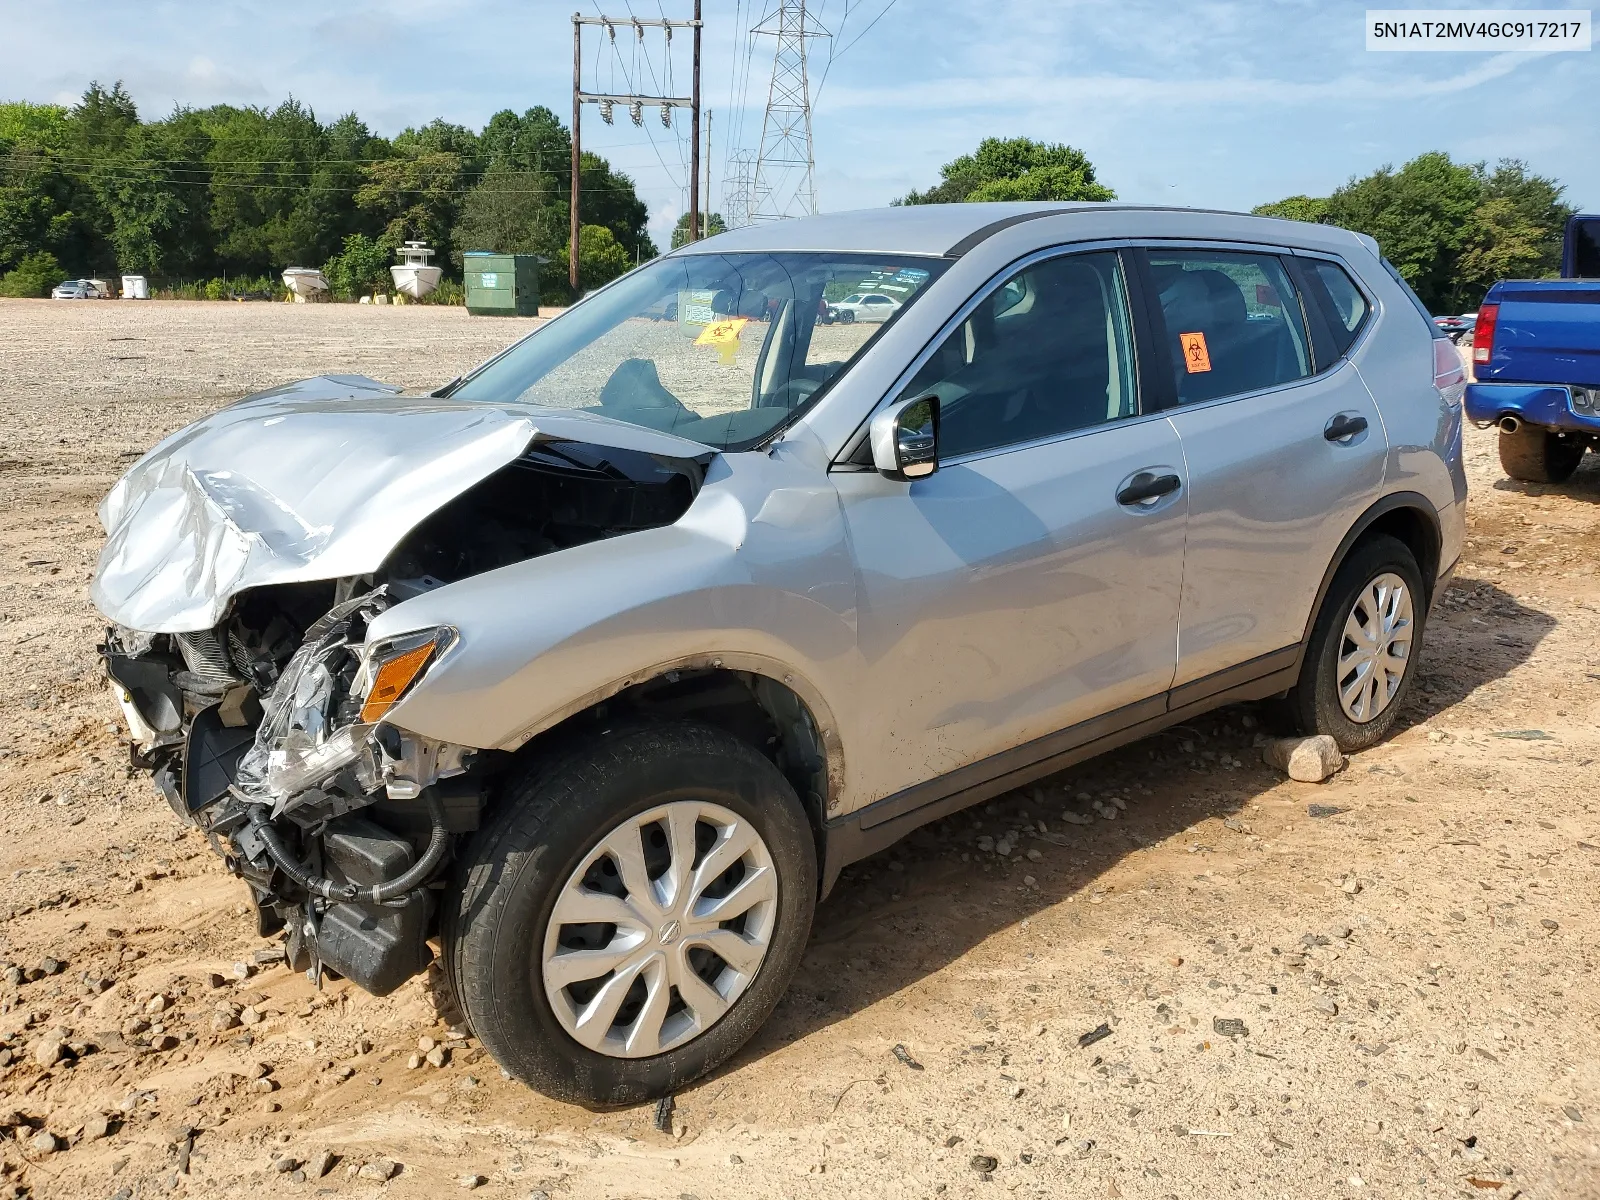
[93,203,1467,1106]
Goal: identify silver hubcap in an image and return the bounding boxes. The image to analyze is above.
[1337,571,1414,723]
[541,801,778,1059]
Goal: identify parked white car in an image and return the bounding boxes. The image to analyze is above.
[829,291,901,322]
[51,279,108,300]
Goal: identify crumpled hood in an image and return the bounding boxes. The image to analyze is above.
[92,374,713,633]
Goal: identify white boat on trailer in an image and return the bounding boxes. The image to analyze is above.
[390,241,443,299]
[281,267,329,302]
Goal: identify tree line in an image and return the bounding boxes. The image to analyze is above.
[1253,152,1572,314]
[0,81,655,301]
[2,92,1577,315]
[897,138,1574,314]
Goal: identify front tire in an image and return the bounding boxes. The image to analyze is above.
[1279,535,1425,752]
[1498,424,1585,483]
[442,722,816,1107]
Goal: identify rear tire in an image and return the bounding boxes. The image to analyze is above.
[442,722,816,1107]
[1278,535,1425,753]
[1498,424,1585,483]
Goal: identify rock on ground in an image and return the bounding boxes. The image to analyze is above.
[1263,734,1345,782]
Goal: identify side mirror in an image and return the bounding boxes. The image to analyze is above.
[870,395,939,481]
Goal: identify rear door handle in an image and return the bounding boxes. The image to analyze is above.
[1116,471,1182,506]
[1324,413,1368,442]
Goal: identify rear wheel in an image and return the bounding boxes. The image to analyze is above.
[1278,535,1425,752]
[1498,424,1585,483]
[442,722,816,1107]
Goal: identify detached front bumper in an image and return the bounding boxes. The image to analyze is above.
[1464,381,1600,433]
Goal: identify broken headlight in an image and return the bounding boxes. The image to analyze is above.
[233,613,456,813]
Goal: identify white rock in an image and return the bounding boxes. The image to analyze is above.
[1262,735,1345,783]
[1060,812,1092,826]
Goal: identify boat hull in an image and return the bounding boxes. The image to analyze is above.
[391,264,443,298]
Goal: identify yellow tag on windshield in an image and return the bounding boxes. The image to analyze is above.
[694,317,749,365]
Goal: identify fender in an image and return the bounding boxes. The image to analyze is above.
[1291,490,1445,676]
[499,650,848,818]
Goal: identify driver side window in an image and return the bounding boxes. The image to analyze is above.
[899,251,1138,460]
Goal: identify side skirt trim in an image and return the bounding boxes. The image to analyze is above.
[818,651,1299,897]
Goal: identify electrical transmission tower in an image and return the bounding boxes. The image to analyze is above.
[721,149,756,228]
[750,1,828,222]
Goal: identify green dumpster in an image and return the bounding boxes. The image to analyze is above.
[464,252,540,316]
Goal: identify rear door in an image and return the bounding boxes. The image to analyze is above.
[1139,246,1388,692]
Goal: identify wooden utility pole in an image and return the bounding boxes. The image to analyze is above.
[570,10,702,261]
[570,12,582,291]
[688,0,702,241]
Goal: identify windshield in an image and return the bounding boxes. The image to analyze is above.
[451,251,949,449]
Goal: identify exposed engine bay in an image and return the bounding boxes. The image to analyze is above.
[101,435,706,996]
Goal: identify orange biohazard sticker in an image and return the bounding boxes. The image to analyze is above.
[694,316,749,364]
[1178,331,1212,374]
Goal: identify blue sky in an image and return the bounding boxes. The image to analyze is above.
[4,0,1595,248]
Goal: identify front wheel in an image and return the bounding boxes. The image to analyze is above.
[442,722,817,1107]
[1277,534,1425,752]
[1498,424,1585,483]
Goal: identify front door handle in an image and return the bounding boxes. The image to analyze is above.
[1116,471,1182,506]
[1324,413,1368,442]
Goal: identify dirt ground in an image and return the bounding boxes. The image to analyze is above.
[0,299,1595,1200]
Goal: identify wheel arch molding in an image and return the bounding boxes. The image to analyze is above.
[1294,491,1444,675]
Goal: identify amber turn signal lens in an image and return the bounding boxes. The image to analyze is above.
[360,641,437,724]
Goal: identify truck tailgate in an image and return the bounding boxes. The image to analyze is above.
[1477,281,1600,389]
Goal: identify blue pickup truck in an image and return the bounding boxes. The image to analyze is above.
[1464,214,1600,482]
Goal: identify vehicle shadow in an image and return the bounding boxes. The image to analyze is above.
[1489,449,1600,502]
[722,577,1555,1074]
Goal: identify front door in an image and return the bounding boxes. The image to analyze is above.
[1142,247,1389,688]
[834,249,1188,809]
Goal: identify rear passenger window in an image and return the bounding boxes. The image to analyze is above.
[898,251,1137,458]
[1148,251,1311,405]
[1306,260,1369,355]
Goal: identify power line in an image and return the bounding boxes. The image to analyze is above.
[813,0,897,110]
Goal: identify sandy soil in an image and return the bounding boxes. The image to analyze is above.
[0,299,1594,1200]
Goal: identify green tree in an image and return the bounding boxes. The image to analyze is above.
[671,210,726,249]
[356,151,464,257]
[557,224,632,293]
[0,249,64,297]
[0,80,654,296]
[323,232,392,299]
[897,137,1115,205]
[1253,152,1573,311]
[452,162,565,258]
[1251,195,1330,224]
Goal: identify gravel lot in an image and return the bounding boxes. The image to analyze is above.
[0,299,1595,1199]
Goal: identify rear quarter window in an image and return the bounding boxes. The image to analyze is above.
[1304,259,1371,358]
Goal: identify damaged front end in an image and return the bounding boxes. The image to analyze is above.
[104,584,479,995]
[93,376,712,997]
